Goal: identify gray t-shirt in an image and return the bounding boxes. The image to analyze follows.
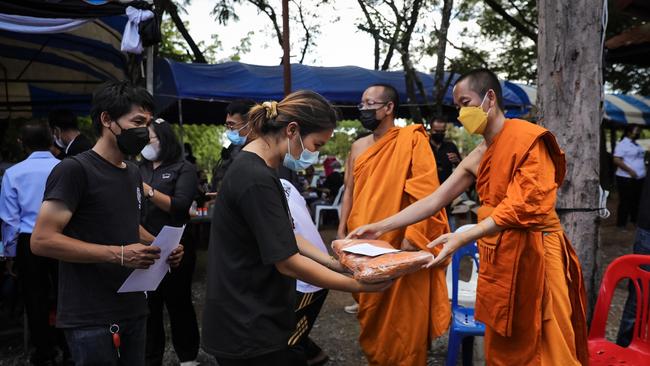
[43,150,147,328]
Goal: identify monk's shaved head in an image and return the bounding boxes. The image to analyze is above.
[455,68,504,110]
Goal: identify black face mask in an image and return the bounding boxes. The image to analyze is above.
[359,109,381,131]
[431,132,445,144]
[111,122,150,155]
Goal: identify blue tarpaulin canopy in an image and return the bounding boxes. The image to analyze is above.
[154,58,531,123]
[155,58,650,126]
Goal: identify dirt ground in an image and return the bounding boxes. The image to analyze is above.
[0,193,640,366]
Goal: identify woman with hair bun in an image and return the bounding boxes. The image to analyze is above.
[202,91,392,366]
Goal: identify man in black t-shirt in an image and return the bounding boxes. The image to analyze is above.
[31,81,184,366]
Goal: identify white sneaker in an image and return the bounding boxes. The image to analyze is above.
[344,303,358,314]
[180,361,200,366]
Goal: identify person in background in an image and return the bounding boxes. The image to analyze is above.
[617,172,650,346]
[184,143,197,165]
[48,109,93,159]
[429,117,462,229]
[322,156,338,177]
[211,99,256,193]
[202,91,390,366]
[613,124,646,229]
[139,118,199,366]
[31,81,184,366]
[429,117,461,184]
[0,122,62,365]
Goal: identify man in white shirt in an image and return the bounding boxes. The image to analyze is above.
[613,124,647,228]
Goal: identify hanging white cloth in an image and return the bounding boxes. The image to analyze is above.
[121,6,154,54]
[0,13,88,33]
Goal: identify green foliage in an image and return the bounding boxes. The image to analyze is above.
[158,17,221,63]
[78,116,97,143]
[447,125,483,155]
[451,0,650,93]
[320,119,363,161]
[172,124,225,174]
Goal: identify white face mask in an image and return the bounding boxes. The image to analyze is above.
[141,142,160,161]
[54,137,66,149]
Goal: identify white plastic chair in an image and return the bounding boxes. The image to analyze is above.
[445,224,479,307]
[313,186,344,229]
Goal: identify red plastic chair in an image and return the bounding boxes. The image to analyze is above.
[589,254,650,365]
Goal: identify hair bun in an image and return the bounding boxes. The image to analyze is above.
[262,101,279,119]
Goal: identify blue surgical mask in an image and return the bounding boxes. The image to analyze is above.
[283,134,319,171]
[226,124,249,146]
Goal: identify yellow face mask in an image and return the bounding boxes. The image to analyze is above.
[458,92,491,134]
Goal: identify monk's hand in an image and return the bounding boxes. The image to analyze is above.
[426,233,466,267]
[346,223,384,240]
[167,244,184,268]
[356,279,393,293]
[400,238,418,251]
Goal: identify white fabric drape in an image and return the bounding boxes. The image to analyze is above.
[121,6,154,54]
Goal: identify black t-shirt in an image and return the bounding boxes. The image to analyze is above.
[430,139,460,183]
[67,134,93,157]
[139,159,197,236]
[637,174,650,230]
[43,150,147,328]
[202,151,299,359]
[211,144,243,192]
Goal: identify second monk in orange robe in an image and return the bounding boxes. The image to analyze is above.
[340,84,450,366]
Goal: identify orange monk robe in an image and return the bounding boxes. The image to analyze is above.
[347,124,450,366]
[474,119,589,365]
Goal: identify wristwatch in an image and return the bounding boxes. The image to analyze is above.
[146,187,155,199]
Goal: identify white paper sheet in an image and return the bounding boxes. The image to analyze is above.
[342,243,400,257]
[118,225,185,293]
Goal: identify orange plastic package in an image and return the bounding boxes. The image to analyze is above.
[332,239,434,283]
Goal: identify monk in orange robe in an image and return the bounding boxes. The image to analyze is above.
[338,84,450,365]
[349,70,588,365]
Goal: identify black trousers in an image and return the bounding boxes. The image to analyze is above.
[215,348,293,366]
[16,233,67,364]
[145,234,199,365]
[288,289,328,364]
[616,176,644,227]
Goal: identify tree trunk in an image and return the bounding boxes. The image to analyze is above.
[434,0,453,117]
[537,0,604,315]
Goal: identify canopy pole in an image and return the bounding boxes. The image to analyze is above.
[282,0,291,96]
[146,46,153,94]
[178,99,185,156]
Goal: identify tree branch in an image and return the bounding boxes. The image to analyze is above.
[164,0,207,63]
[248,0,283,48]
[484,0,537,43]
[506,0,538,30]
[447,39,489,67]
[293,0,311,64]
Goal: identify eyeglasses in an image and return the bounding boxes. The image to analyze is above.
[357,101,389,110]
